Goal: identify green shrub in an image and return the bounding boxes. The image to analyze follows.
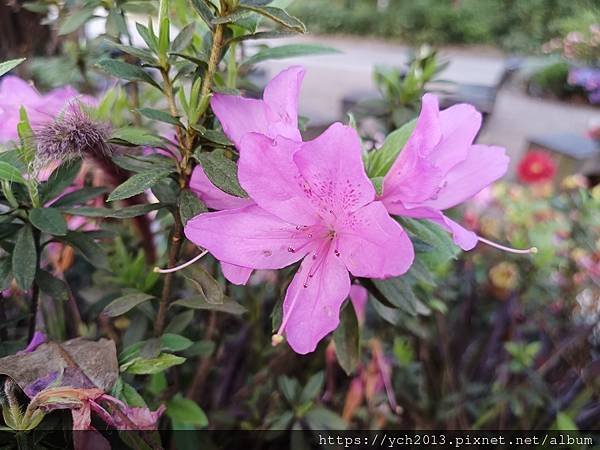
[288,0,599,52]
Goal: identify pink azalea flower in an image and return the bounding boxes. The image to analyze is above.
[0,76,95,142]
[379,94,530,253]
[189,66,305,285]
[185,123,414,354]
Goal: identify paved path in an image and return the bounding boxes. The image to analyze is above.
[253,35,600,174]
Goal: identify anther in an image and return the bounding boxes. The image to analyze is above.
[271,334,284,347]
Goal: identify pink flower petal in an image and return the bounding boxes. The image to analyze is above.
[190,165,253,210]
[337,201,414,278]
[293,123,375,219]
[263,65,305,140]
[210,66,304,148]
[184,204,316,270]
[238,132,319,225]
[283,245,351,354]
[210,95,269,148]
[423,144,509,210]
[349,284,368,323]
[431,102,481,169]
[220,261,253,285]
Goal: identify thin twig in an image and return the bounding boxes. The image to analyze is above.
[186,311,218,401]
[154,212,184,336]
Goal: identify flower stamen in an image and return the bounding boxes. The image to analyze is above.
[478,236,538,255]
[153,250,209,274]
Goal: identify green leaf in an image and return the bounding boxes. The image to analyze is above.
[239,5,305,32]
[137,108,182,126]
[109,127,168,148]
[103,292,155,317]
[160,333,193,352]
[135,22,158,53]
[0,162,25,184]
[51,187,107,208]
[171,23,196,53]
[29,208,68,236]
[192,126,233,146]
[96,59,161,90]
[240,44,339,67]
[212,9,252,25]
[300,372,324,404]
[194,149,247,198]
[304,407,347,430]
[17,107,35,165]
[112,154,176,173]
[173,295,246,315]
[41,160,83,203]
[370,176,383,196]
[12,225,37,290]
[36,269,69,302]
[278,376,299,404]
[332,302,360,375]
[182,265,223,304]
[120,381,148,407]
[365,119,416,178]
[120,334,193,364]
[124,353,186,374]
[269,410,294,431]
[165,310,195,334]
[0,58,26,77]
[227,30,292,45]
[554,412,577,430]
[189,0,215,29]
[106,41,156,63]
[179,189,207,225]
[59,231,108,268]
[108,170,171,202]
[373,276,422,316]
[58,7,96,35]
[62,203,164,218]
[399,217,459,262]
[167,394,208,427]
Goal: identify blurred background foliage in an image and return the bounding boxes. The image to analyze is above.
[289,0,599,53]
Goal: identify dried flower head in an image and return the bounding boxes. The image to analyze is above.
[34,102,110,172]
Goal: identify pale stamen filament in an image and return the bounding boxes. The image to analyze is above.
[478,237,538,255]
[153,250,209,274]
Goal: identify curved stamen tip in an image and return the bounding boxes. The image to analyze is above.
[271,334,284,347]
[478,237,538,255]
[154,250,208,274]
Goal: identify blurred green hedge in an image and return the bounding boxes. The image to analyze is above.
[289,0,599,52]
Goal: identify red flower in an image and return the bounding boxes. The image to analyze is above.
[517,150,556,184]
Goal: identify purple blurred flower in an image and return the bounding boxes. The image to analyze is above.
[19,330,47,354]
[0,76,95,142]
[568,67,600,104]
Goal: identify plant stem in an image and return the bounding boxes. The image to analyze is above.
[153,10,227,336]
[201,23,224,99]
[154,211,184,336]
